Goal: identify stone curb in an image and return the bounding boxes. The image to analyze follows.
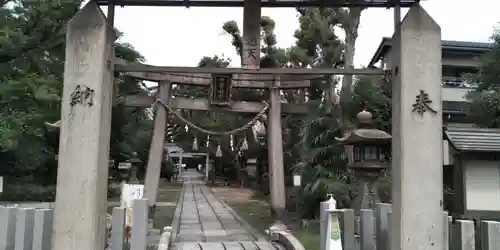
[210,187,266,241]
[169,184,186,246]
[267,230,306,250]
[157,226,172,250]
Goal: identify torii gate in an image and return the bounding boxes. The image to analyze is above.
[52,0,444,250]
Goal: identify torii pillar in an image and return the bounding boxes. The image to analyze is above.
[241,0,285,223]
[391,4,444,250]
[52,2,115,249]
[144,81,172,216]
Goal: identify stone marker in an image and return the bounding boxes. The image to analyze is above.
[391,4,444,250]
[51,2,115,250]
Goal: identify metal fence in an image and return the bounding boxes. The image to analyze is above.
[0,199,157,250]
[322,203,500,250]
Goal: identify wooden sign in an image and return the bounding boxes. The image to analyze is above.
[118,162,132,170]
[293,174,301,187]
[210,74,232,106]
[120,184,144,228]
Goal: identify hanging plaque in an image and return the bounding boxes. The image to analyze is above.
[210,74,232,106]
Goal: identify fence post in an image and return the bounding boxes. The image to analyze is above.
[320,201,329,250]
[32,209,53,250]
[452,220,475,250]
[15,208,35,250]
[111,207,126,250]
[443,212,450,250]
[387,210,392,250]
[340,209,355,250]
[359,209,374,250]
[325,210,343,250]
[130,199,149,250]
[322,195,342,250]
[375,203,391,250]
[0,207,17,250]
[481,220,500,250]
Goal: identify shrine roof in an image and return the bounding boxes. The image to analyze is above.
[368,37,493,67]
[95,0,417,7]
[445,127,500,152]
[164,142,183,153]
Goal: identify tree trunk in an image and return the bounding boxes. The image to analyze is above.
[325,77,338,114]
[339,8,362,124]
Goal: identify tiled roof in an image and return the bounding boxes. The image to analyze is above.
[443,101,468,115]
[445,127,500,152]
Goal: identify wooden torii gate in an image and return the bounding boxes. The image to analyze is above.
[52,0,445,250]
[117,54,381,225]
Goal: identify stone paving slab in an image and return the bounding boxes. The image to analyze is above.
[173,241,281,250]
[174,170,259,244]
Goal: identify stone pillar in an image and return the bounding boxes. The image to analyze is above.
[391,4,443,250]
[205,155,209,180]
[393,0,401,31]
[144,82,172,208]
[242,0,261,69]
[107,1,115,27]
[268,77,286,222]
[52,2,115,250]
[179,154,183,177]
[242,0,285,223]
[351,171,380,213]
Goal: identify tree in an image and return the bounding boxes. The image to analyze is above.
[332,6,364,122]
[0,1,152,190]
[289,5,396,218]
[468,28,500,127]
[0,1,80,64]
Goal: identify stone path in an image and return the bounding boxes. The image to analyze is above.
[176,170,256,242]
[172,170,282,250]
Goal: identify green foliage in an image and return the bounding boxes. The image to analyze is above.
[0,1,152,192]
[346,76,392,131]
[469,28,500,127]
[292,105,351,218]
[0,184,121,202]
[0,184,56,202]
[287,9,349,218]
[216,11,390,218]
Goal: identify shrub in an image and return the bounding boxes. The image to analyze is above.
[0,184,56,202]
[0,184,121,202]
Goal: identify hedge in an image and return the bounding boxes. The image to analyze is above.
[0,184,121,202]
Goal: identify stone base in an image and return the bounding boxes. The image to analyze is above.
[270,207,286,223]
[148,205,156,229]
[269,221,287,232]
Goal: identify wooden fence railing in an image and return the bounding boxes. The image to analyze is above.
[0,199,157,250]
[324,203,500,250]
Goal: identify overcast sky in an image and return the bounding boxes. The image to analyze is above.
[100,0,500,68]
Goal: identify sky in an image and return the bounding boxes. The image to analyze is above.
[99,0,500,68]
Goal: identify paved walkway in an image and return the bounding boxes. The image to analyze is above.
[172,170,281,250]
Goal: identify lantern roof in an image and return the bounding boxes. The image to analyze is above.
[336,110,391,145]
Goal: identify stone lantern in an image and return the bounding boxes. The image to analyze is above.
[246,158,258,178]
[336,110,391,212]
[127,152,142,183]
